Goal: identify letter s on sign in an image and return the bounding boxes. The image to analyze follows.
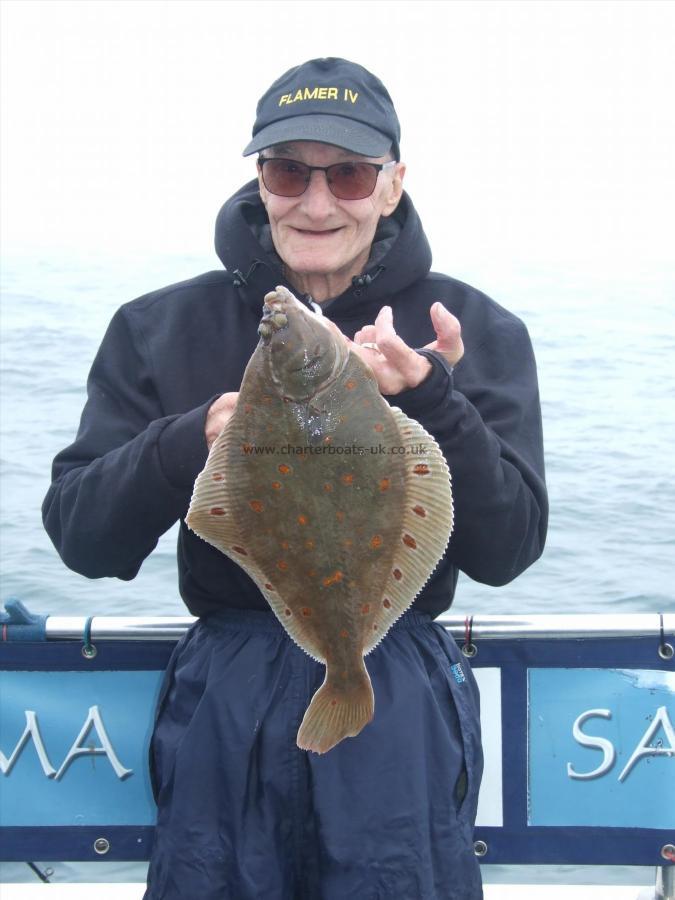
[567,708,616,780]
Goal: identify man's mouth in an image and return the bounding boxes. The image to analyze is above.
[292,227,343,237]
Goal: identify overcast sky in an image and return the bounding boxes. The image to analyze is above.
[2,0,674,279]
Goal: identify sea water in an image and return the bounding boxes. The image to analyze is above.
[1,252,673,886]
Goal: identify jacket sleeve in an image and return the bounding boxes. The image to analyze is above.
[387,315,548,586]
[42,307,211,580]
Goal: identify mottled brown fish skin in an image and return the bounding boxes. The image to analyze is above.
[186,286,453,753]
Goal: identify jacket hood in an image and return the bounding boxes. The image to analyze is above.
[214,179,432,319]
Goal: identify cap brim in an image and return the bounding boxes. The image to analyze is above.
[242,114,393,158]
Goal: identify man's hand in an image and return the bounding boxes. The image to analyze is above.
[205,392,239,449]
[351,302,463,395]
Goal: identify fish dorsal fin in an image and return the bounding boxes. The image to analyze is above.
[363,406,454,654]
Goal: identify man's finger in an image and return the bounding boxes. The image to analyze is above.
[427,302,464,366]
[430,302,461,348]
[374,306,424,377]
[354,324,378,345]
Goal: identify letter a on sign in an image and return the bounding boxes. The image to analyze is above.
[618,705,675,782]
[55,705,132,780]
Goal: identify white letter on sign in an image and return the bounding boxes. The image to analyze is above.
[0,710,56,777]
[567,709,616,780]
[54,705,132,780]
[618,705,675,782]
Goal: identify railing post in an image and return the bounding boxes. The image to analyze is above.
[656,864,675,900]
[641,865,675,900]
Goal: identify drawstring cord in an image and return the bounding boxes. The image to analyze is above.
[352,266,385,291]
[232,260,263,288]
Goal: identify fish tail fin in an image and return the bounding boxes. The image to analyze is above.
[296,662,374,755]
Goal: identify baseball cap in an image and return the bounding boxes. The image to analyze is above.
[242,57,401,160]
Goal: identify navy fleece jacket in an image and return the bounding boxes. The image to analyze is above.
[42,181,548,618]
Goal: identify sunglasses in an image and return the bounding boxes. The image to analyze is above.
[258,157,397,201]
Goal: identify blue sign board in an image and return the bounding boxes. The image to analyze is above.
[1,632,673,865]
[0,670,163,827]
[529,668,674,829]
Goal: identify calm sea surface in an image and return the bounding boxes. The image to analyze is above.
[1,252,673,885]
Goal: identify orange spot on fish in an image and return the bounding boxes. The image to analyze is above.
[305,539,315,550]
[307,569,317,578]
[278,464,291,475]
[379,478,390,492]
[264,583,274,590]
[412,505,427,517]
[340,629,349,638]
[301,607,312,617]
[323,483,333,492]
[261,396,272,404]
[341,474,354,485]
[210,507,225,516]
[280,540,290,550]
[297,514,308,526]
[383,598,392,609]
[323,570,344,587]
[335,511,345,522]
[393,568,403,581]
[413,464,430,476]
[244,403,253,414]
[271,481,282,490]
[403,534,417,549]
[373,423,384,433]
[345,380,357,390]
[232,546,248,555]
[323,435,332,445]
[249,499,264,513]
[277,560,288,571]
[212,473,224,482]
[370,535,383,550]
[343,539,353,548]
[361,604,370,614]
[331,699,338,706]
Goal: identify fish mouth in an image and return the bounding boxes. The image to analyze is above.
[258,307,289,340]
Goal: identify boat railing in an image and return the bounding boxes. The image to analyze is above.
[1,610,673,899]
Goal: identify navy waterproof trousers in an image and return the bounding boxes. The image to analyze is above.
[144,608,484,900]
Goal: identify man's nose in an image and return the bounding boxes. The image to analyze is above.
[298,169,336,218]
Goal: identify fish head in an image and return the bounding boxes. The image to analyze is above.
[258,286,349,401]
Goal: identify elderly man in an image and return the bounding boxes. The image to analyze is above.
[43,58,547,900]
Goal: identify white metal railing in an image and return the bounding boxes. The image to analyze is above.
[42,613,675,641]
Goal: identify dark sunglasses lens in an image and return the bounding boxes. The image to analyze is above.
[328,163,378,200]
[262,159,309,197]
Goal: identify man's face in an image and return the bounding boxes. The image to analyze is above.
[257,141,405,300]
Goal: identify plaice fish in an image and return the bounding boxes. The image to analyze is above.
[186,286,454,753]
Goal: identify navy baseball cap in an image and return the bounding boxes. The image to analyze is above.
[243,57,401,160]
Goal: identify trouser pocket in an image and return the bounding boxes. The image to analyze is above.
[428,623,483,825]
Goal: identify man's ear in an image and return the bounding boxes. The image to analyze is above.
[381,163,406,217]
